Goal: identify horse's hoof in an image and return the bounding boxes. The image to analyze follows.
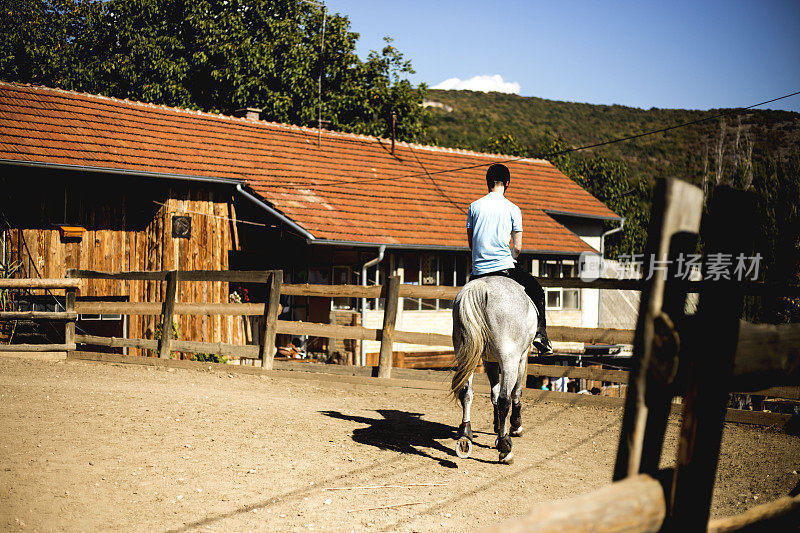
[497,435,513,464]
[510,426,524,437]
[499,451,514,464]
[455,436,473,459]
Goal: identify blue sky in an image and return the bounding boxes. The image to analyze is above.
[324,0,800,113]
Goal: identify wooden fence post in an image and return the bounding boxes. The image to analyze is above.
[64,269,77,352]
[259,270,283,370]
[158,270,179,359]
[378,276,400,378]
[613,178,704,481]
[669,187,757,528]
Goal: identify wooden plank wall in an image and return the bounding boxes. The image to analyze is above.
[3,187,244,354]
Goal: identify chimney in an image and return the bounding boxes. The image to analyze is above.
[235,108,262,121]
[391,112,396,155]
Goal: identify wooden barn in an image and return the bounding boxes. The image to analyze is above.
[0,82,621,358]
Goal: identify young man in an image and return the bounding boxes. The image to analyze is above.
[465,163,553,354]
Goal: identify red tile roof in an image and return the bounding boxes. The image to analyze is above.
[0,82,619,253]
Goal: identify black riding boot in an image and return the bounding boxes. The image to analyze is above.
[531,295,553,354]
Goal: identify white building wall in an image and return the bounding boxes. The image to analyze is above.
[581,288,600,328]
[579,235,601,251]
[362,309,453,354]
[566,219,603,329]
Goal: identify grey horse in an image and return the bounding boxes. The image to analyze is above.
[451,276,538,464]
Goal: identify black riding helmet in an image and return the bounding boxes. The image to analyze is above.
[486,163,510,189]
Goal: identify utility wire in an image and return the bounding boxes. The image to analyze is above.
[533,89,800,156]
[264,89,800,192]
[151,201,267,227]
[407,144,468,215]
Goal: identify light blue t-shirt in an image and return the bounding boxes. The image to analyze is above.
[466,191,523,275]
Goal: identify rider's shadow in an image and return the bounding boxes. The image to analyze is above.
[320,409,496,468]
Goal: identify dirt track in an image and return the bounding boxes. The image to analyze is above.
[1,354,798,532]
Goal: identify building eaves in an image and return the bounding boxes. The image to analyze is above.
[0,158,244,187]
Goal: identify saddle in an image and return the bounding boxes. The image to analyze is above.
[470,270,535,306]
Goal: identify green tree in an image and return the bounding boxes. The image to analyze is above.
[748,154,800,323]
[480,132,527,156]
[0,0,427,141]
[0,0,96,87]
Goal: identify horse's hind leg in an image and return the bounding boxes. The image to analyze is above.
[510,352,527,437]
[495,363,518,464]
[458,374,474,441]
[455,374,475,458]
[484,362,501,433]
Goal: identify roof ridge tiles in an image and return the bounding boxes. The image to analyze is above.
[0,81,553,165]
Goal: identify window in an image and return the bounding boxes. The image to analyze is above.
[541,259,581,310]
[546,290,561,309]
[402,252,420,310]
[544,261,561,278]
[421,253,438,310]
[397,252,469,311]
[438,253,461,310]
[331,266,352,309]
[562,289,580,310]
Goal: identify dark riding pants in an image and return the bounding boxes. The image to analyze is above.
[471,265,547,331]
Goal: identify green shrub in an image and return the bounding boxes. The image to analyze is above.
[191,353,228,364]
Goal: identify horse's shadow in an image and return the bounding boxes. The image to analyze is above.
[320,409,496,467]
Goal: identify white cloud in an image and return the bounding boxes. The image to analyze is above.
[432,74,521,94]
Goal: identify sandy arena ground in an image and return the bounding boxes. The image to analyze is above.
[1,354,798,532]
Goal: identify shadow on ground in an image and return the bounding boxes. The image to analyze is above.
[321,409,491,468]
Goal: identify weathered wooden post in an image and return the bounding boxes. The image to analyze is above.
[480,473,667,533]
[64,269,77,352]
[613,178,704,480]
[669,187,757,528]
[378,275,400,378]
[158,270,179,359]
[259,269,283,370]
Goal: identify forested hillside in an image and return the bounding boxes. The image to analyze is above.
[422,90,800,323]
[422,89,799,187]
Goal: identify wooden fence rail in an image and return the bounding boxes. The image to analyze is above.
[0,278,78,352]
[64,269,473,374]
[0,278,80,289]
[2,270,649,373]
[61,270,659,375]
[4,271,799,396]
[66,269,800,297]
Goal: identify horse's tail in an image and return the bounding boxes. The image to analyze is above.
[451,281,490,398]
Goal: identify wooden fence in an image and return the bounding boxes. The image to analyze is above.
[0,277,79,352]
[2,270,797,393]
[0,268,656,368]
[484,179,800,532]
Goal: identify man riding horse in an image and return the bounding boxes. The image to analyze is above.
[451,163,551,463]
[466,163,552,355]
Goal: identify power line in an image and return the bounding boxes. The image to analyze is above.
[535,89,800,155]
[407,144,468,215]
[151,201,267,227]
[263,89,800,192]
